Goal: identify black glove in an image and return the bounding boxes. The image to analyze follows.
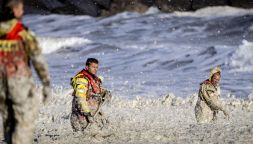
[42,85,51,104]
[82,112,94,123]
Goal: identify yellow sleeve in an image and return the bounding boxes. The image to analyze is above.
[74,78,90,113]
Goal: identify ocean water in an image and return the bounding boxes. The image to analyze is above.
[0,7,251,143]
[23,6,253,99]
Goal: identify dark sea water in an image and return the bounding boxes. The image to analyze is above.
[24,7,253,98]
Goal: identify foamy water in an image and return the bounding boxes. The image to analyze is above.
[228,40,253,72]
[174,6,253,17]
[38,37,92,54]
[1,6,253,144]
[23,6,253,98]
[30,89,253,143]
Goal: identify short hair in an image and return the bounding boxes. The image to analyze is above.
[0,0,24,21]
[86,58,99,66]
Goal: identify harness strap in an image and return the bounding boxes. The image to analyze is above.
[79,69,101,94]
[5,22,24,40]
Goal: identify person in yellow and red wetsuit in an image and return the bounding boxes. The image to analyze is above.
[70,58,111,132]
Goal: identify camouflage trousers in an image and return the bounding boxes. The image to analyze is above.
[0,76,38,144]
[70,110,109,132]
[70,90,111,132]
[195,99,218,123]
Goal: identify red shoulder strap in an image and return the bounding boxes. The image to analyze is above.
[201,79,211,85]
[79,70,101,94]
[5,22,24,40]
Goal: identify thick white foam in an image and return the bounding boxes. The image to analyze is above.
[38,37,92,54]
[31,89,253,143]
[229,40,253,72]
[174,6,253,17]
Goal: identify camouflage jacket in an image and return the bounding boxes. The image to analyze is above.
[198,80,224,111]
[0,19,50,86]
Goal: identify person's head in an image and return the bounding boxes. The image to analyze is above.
[85,58,99,75]
[211,72,221,86]
[0,0,24,21]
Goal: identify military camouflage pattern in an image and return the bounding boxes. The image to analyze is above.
[71,89,111,132]
[195,67,228,123]
[0,19,50,144]
[0,76,39,144]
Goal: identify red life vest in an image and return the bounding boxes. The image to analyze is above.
[5,21,24,40]
[0,21,29,78]
[77,69,101,94]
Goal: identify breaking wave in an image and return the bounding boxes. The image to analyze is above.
[38,37,92,54]
[23,6,253,98]
[174,6,253,17]
[228,40,253,72]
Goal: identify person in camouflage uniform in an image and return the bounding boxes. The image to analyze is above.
[0,0,50,143]
[70,58,111,132]
[195,66,229,123]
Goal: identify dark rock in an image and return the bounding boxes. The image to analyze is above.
[65,0,100,16]
[94,0,111,9]
[154,0,192,12]
[25,0,65,14]
[231,0,253,8]
[101,0,149,16]
[1,0,253,16]
[24,0,111,16]
[191,0,228,10]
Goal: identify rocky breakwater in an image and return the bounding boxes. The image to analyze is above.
[1,0,252,16]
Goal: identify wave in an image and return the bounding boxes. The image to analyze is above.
[228,40,253,72]
[144,7,160,15]
[38,37,92,54]
[174,6,253,17]
[24,6,253,98]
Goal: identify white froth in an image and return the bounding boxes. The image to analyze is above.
[229,40,253,72]
[174,6,253,17]
[145,7,160,15]
[31,89,253,143]
[38,37,92,54]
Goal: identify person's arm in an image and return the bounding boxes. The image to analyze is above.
[74,77,91,114]
[19,30,50,86]
[19,29,50,102]
[201,84,224,111]
[202,84,230,119]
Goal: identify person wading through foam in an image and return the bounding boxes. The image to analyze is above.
[70,58,111,132]
[195,66,229,123]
